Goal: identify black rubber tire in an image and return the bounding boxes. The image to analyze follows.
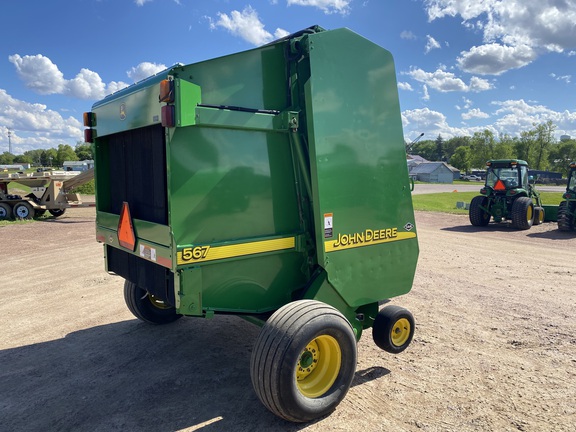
[123,280,182,324]
[0,202,12,220]
[250,300,357,423]
[49,208,66,217]
[533,206,545,225]
[13,202,35,220]
[511,197,534,230]
[558,201,576,231]
[372,305,415,354]
[469,195,490,226]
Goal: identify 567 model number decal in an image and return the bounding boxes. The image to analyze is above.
[180,246,211,261]
[177,237,295,265]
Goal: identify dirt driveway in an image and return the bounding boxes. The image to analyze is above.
[1,208,575,431]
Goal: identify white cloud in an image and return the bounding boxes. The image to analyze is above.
[127,62,167,82]
[287,0,351,15]
[398,82,413,91]
[424,0,576,74]
[425,35,441,54]
[134,0,152,6]
[209,6,288,46]
[422,84,430,101]
[402,107,472,139]
[405,68,493,93]
[9,54,130,100]
[0,89,82,153]
[550,73,571,84]
[462,108,490,120]
[457,43,537,75]
[8,54,65,95]
[403,98,576,140]
[400,30,417,40]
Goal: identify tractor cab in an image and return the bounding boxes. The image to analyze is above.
[484,160,529,194]
[565,164,576,196]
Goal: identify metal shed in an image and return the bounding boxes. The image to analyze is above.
[410,162,454,183]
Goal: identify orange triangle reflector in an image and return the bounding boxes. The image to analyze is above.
[118,202,136,251]
[494,179,506,191]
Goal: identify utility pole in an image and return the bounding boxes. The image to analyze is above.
[7,129,12,154]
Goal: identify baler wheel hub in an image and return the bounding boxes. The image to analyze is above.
[392,318,411,347]
[296,335,341,398]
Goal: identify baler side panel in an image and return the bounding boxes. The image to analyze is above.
[303,29,419,307]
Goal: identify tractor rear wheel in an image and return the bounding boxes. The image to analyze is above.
[558,201,576,231]
[250,300,357,423]
[372,305,415,354]
[469,195,490,226]
[13,202,35,220]
[0,202,12,220]
[511,197,534,230]
[123,280,182,324]
[533,206,545,225]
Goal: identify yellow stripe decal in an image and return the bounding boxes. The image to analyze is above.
[177,237,295,265]
[325,231,416,253]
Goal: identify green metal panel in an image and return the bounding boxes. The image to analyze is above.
[302,29,419,307]
[92,72,168,136]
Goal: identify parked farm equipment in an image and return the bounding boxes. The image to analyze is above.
[0,169,95,220]
[86,26,419,422]
[469,159,544,230]
[556,163,576,231]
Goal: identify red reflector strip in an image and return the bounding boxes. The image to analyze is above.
[494,180,506,191]
[84,129,94,143]
[118,202,136,251]
[161,105,175,127]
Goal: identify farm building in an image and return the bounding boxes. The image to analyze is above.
[63,160,94,172]
[409,162,456,183]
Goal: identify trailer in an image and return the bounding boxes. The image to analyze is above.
[0,169,95,220]
[85,26,419,422]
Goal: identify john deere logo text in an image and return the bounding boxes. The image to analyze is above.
[120,103,126,120]
[325,227,416,252]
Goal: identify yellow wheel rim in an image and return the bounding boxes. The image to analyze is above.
[391,318,411,347]
[295,335,341,398]
[526,206,533,222]
[148,294,170,310]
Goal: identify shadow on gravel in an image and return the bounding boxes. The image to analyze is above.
[441,223,518,233]
[527,230,576,240]
[351,366,391,387]
[0,315,384,432]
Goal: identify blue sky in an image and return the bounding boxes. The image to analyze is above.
[1,0,576,154]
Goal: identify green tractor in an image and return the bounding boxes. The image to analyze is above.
[558,163,576,231]
[469,159,544,230]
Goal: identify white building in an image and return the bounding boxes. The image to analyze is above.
[63,160,94,171]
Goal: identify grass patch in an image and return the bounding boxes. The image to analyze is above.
[412,191,564,214]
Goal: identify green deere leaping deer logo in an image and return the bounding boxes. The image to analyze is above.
[119,103,126,120]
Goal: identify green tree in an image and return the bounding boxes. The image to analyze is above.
[55,144,78,167]
[435,134,445,161]
[41,149,58,167]
[444,136,471,161]
[470,130,496,168]
[549,139,576,175]
[24,149,45,166]
[410,140,437,160]
[449,146,472,173]
[75,141,93,160]
[0,152,15,165]
[14,154,33,164]
[533,121,555,170]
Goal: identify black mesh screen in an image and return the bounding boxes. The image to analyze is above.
[106,124,168,224]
